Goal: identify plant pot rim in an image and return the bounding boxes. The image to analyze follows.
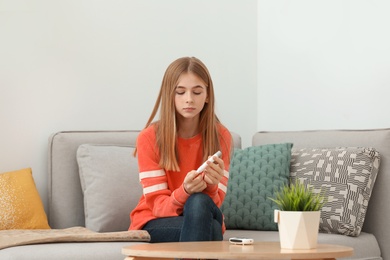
[278,210,321,212]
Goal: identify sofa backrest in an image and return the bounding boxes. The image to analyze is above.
[47,130,242,229]
[252,128,390,260]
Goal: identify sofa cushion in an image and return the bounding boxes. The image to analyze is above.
[0,168,50,230]
[223,230,381,260]
[77,144,142,232]
[0,241,142,260]
[290,147,380,236]
[221,143,293,230]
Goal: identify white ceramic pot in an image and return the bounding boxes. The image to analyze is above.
[274,210,320,249]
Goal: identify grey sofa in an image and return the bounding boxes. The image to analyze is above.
[0,129,388,260]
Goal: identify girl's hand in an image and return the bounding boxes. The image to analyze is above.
[183,170,207,194]
[203,156,224,185]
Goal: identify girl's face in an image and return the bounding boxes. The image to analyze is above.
[174,72,208,123]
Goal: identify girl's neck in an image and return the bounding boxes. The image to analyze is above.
[177,118,200,139]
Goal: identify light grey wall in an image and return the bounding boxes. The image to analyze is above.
[257,0,390,131]
[2,1,390,211]
[0,0,257,209]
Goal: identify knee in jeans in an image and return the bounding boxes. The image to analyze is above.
[185,193,212,210]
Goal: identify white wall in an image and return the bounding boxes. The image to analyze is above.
[2,0,390,211]
[0,0,258,209]
[258,0,390,131]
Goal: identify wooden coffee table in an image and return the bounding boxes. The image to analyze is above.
[122,241,353,260]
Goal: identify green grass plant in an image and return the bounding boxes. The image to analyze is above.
[269,181,325,211]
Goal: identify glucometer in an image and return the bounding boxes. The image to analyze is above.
[229,237,254,245]
[196,151,222,173]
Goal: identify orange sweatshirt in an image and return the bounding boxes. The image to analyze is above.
[129,124,232,231]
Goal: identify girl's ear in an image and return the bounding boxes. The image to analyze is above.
[205,98,209,103]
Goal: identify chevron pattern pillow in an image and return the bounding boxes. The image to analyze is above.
[221,143,293,231]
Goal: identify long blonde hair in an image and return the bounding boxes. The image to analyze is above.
[136,57,222,172]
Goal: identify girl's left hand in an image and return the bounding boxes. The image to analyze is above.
[203,155,224,185]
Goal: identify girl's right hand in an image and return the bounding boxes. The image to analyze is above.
[183,170,207,194]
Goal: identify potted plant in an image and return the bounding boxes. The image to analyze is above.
[269,181,325,249]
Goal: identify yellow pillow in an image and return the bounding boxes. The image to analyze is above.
[0,168,50,229]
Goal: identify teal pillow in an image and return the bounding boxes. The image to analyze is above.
[221,143,293,231]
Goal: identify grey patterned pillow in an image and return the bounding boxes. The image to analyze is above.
[290,147,380,236]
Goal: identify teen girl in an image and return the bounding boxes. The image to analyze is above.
[129,57,232,242]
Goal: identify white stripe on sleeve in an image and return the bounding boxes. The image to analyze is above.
[223,170,229,178]
[143,183,168,195]
[218,183,227,193]
[139,169,165,181]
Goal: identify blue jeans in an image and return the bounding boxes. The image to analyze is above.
[142,193,223,243]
